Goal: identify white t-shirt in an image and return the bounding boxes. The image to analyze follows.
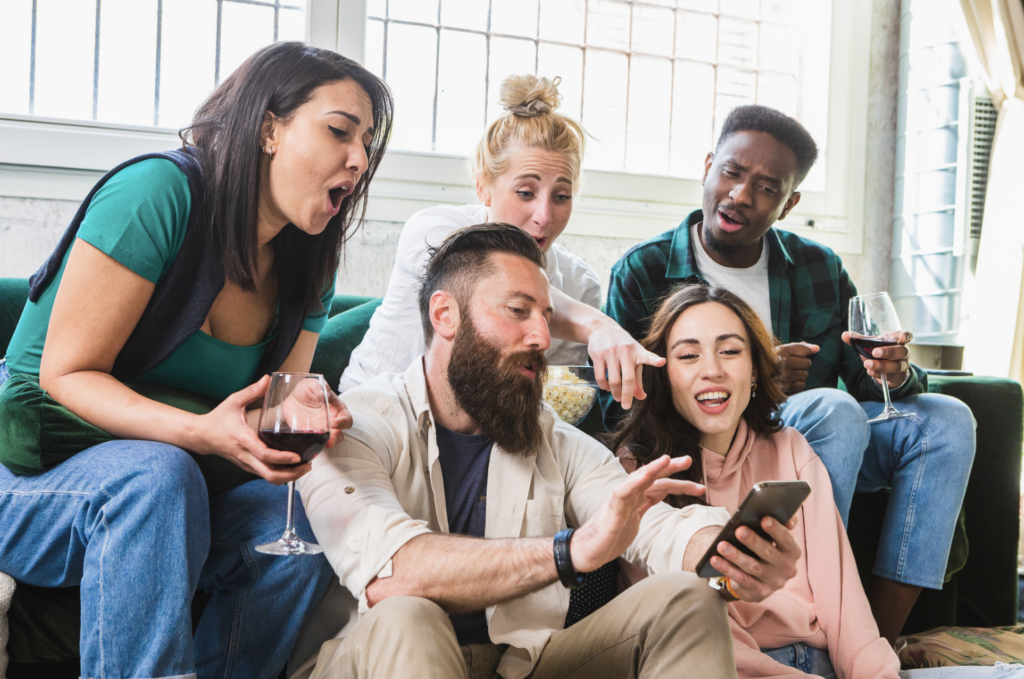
[340,204,603,392]
[690,223,773,332]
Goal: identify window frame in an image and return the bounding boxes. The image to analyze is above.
[0,0,870,256]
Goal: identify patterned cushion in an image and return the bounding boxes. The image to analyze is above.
[898,626,1024,668]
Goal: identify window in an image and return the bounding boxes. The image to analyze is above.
[364,0,830,190]
[0,0,306,130]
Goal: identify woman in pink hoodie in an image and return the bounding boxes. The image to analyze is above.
[612,284,901,679]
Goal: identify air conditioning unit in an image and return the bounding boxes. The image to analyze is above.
[954,81,996,263]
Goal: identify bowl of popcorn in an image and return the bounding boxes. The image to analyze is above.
[543,366,599,426]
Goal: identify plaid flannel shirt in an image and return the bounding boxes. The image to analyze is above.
[602,209,926,426]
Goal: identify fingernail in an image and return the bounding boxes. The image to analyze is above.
[736,528,746,538]
[765,518,773,528]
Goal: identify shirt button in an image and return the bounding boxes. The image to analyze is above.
[345,486,355,494]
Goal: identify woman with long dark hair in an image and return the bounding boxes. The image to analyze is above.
[612,285,902,679]
[0,42,392,678]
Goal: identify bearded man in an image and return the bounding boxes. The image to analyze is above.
[297,223,802,679]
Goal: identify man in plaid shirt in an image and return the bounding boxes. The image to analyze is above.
[603,105,975,644]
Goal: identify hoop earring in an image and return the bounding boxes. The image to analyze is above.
[751,381,757,398]
[263,145,275,160]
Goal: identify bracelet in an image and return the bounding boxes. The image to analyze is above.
[553,528,584,590]
[709,576,740,602]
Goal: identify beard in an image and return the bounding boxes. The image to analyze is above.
[702,217,745,254]
[447,315,547,456]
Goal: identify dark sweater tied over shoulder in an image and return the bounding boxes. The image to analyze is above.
[29,147,307,380]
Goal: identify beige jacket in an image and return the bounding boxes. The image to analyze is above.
[298,359,730,679]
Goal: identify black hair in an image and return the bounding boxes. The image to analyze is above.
[716,105,818,187]
[418,223,547,344]
[181,41,394,316]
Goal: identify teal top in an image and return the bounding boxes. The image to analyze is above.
[5,159,335,402]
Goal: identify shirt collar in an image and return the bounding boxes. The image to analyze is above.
[404,356,435,434]
[668,209,794,278]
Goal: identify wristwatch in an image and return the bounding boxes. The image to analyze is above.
[709,576,740,602]
[553,528,585,589]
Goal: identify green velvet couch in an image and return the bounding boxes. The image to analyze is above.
[1,277,1022,676]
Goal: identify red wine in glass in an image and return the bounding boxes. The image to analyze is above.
[255,372,331,556]
[848,292,910,423]
[849,336,900,361]
[258,430,329,468]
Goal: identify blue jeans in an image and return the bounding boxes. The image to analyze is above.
[763,642,835,677]
[859,393,976,589]
[779,389,869,524]
[780,387,976,590]
[0,363,333,679]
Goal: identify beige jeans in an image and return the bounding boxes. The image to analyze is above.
[309,572,737,679]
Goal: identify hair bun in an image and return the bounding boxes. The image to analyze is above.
[499,74,561,118]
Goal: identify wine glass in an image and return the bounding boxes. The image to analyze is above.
[255,372,330,556]
[848,292,911,424]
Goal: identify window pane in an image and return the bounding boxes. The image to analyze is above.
[714,66,755,141]
[720,0,759,17]
[367,0,386,19]
[678,0,718,11]
[582,48,627,171]
[487,36,537,124]
[757,71,797,117]
[365,19,385,78]
[758,22,799,73]
[278,7,306,42]
[539,0,584,45]
[631,5,674,57]
[675,10,717,62]
[435,30,487,156]
[491,0,539,39]
[388,0,438,24]
[97,0,157,126]
[159,0,216,129]
[440,0,488,32]
[0,0,33,115]
[717,16,757,68]
[34,0,95,120]
[586,0,629,51]
[671,61,715,179]
[625,56,672,174]
[220,2,275,83]
[538,43,583,121]
[386,23,437,152]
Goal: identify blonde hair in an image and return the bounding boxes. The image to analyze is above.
[472,74,587,194]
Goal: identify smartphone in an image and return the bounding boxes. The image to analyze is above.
[695,480,811,579]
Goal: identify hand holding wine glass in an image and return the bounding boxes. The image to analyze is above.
[846,292,911,423]
[257,372,332,556]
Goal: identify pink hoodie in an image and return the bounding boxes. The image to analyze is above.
[702,420,901,679]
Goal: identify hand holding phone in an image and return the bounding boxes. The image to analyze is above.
[695,481,809,603]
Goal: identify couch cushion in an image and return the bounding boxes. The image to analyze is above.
[897,626,1024,668]
[0,279,29,358]
[312,299,383,391]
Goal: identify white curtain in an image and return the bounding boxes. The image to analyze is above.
[959,0,1024,380]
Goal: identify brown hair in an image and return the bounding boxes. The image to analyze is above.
[182,42,393,316]
[471,74,587,194]
[417,223,547,345]
[607,285,785,508]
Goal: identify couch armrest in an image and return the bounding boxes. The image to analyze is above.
[927,375,1023,625]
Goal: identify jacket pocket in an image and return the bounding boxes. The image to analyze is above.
[521,496,565,537]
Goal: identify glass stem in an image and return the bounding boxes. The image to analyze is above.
[879,376,896,412]
[284,480,296,537]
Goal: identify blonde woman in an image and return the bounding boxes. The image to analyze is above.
[340,74,662,406]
